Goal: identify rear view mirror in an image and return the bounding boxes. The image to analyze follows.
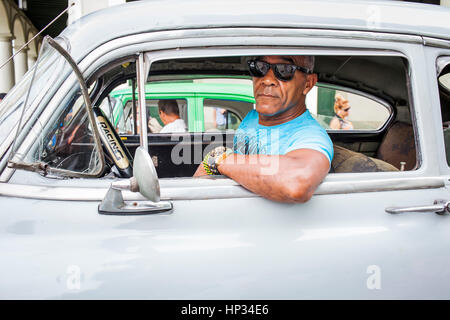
[133,146,160,202]
[98,147,172,215]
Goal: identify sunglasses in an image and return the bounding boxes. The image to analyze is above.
[247,59,313,81]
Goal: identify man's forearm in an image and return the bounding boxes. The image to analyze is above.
[217,153,316,203]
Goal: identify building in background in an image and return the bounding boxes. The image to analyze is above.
[0,0,40,92]
[0,0,128,93]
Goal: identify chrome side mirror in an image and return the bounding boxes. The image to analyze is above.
[98,147,172,215]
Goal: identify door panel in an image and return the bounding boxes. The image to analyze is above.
[1,185,449,299]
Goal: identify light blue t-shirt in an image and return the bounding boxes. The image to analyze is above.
[233,109,334,164]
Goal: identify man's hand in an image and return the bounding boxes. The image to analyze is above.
[193,162,208,176]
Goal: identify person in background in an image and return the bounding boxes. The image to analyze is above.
[213,107,227,130]
[158,99,187,133]
[148,115,163,133]
[329,94,354,130]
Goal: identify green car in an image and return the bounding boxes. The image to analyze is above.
[102,81,255,134]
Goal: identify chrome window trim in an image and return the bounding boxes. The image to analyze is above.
[0,176,444,201]
[423,36,450,50]
[78,28,423,64]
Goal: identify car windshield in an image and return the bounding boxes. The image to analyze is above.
[4,37,104,178]
[0,38,70,147]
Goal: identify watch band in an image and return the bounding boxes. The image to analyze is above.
[203,146,233,175]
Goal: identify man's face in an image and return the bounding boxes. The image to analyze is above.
[252,56,313,117]
[159,110,168,125]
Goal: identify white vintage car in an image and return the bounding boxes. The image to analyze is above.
[0,0,450,299]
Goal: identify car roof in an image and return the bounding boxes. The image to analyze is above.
[61,0,450,60]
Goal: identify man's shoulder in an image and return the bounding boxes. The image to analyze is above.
[236,109,258,131]
[160,118,187,133]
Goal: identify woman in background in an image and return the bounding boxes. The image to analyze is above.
[329,94,354,130]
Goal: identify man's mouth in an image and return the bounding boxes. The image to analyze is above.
[257,93,278,98]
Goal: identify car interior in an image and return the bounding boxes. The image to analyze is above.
[43,54,417,179]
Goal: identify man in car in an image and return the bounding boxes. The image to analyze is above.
[158,99,187,133]
[194,55,333,203]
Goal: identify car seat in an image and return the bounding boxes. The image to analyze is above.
[375,121,416,170]
[332,145,398,173]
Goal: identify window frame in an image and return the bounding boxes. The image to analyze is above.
[2,31,439,201]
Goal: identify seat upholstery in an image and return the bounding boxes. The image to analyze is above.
[332,145,398,173]
[376,121,416,170]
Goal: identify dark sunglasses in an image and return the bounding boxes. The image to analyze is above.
[247,59,313,81]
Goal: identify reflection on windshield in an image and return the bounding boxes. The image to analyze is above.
[5,36,104,178]
[0,38,69,146]
[34,88,100,173]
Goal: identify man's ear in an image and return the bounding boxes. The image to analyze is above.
[303,73,318,95]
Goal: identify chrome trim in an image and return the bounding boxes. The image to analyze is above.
[137,53,149,151]
[386,199,450,214]
[423,37,450,50]
[0,177,444,201]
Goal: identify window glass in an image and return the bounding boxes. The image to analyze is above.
[440,73,450,91]
[9,37,103,177]
[438,63,450,166]
[107,81,188,134]
[203,99,248,132]
[307,86,391,130]
[25,81,102,175]
[146,99,187,133]
[0,40,70,141]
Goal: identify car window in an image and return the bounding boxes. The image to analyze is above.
[146,99,188,133]
[8,37,104,178]
[307,85,391,131]
[143,54,411,177]
[440,73,450,92]
[106,81,189,134]
[0,39,70,147]
[32,84,101,173]
[110,98,188,134]
[438,58,450,167]
[7,53,412,181]
[203,99,248,132]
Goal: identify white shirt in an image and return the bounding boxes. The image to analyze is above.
[159,118,187,133]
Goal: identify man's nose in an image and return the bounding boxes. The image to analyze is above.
[261,68,278,86]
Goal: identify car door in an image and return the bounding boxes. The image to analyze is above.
[1,33,450,300]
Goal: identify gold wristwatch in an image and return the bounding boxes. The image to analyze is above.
[202,146,233,175]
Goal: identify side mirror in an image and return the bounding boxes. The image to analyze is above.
[98,147,172,215]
